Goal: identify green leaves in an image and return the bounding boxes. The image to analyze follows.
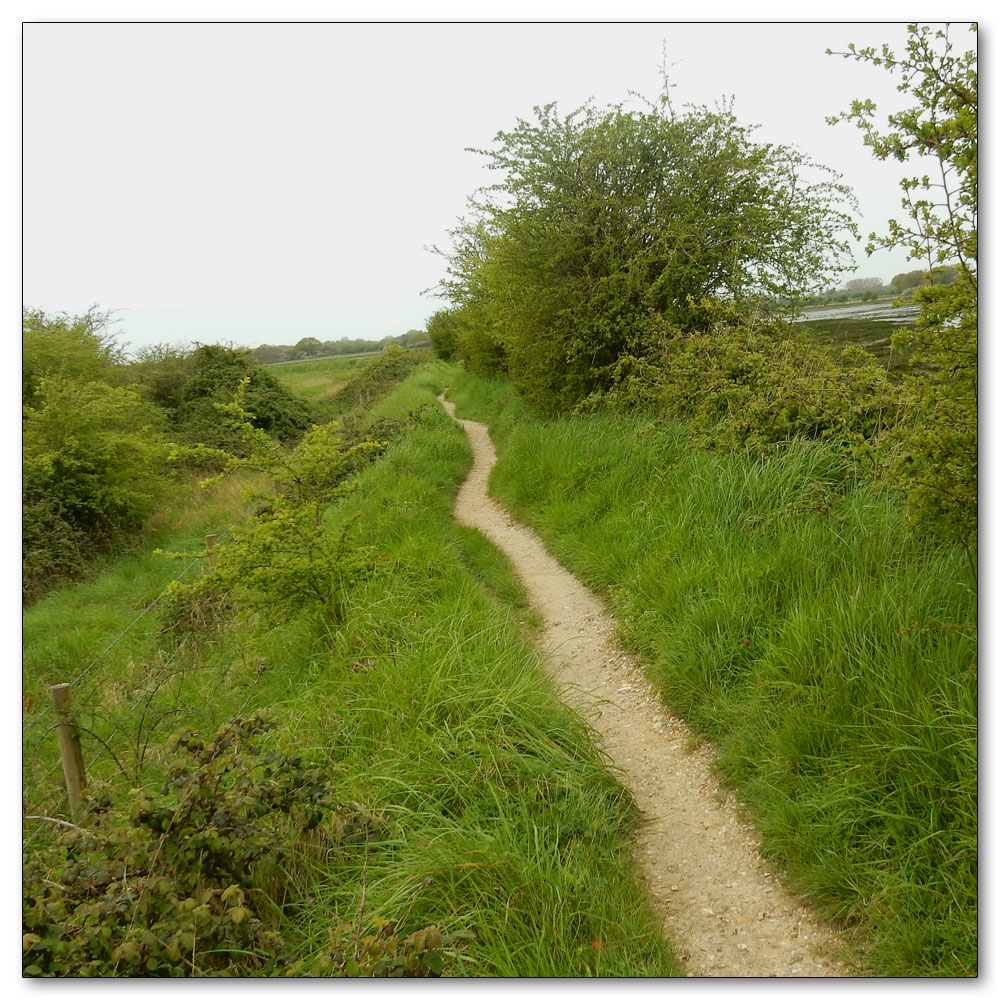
[162,380,386,636]
[22,716,340,977]
[830,23,977,551]
[441,89,857,411]
[22,371,172,600]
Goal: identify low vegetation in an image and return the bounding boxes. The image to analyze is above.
[23,21,975,981]
[443,368,976,976]
[23,360,681,978]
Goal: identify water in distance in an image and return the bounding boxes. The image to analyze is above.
[791,301,920,323]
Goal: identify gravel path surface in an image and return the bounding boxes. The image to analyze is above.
[439,394,856,978]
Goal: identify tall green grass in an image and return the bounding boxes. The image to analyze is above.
[21,470,269,815]
[23,360,681,977]
[445,367,977,977]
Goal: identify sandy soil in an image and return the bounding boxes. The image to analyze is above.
[439,394,857,978]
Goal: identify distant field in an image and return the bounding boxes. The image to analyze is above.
[266,354,375,407]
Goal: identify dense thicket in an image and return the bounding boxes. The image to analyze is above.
[438,93,857,411]
[22,310,171,599]
[22,317,316,601]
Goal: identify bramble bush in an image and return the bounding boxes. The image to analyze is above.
[22,716,332,976]
[581,316,899,465]
[23,716,463,977]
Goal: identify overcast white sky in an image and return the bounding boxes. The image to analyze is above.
[21,10,976,353]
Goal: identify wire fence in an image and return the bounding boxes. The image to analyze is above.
[22,501,258,835]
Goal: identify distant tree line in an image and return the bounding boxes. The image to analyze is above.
[799,265,960,306]
[251,329,429,366]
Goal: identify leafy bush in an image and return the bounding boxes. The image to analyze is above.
[162,382,385,634]
[23,377,172,601]
[586,319,898,462]
[175,345,313,448]
[22,307,124,409]
[23,716,326,976]
[23,715,461,977]
[21,495,90,600]
[426,308,460,360]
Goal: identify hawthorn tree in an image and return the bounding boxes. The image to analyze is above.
[829,22,978,553]
[439,92,858,410]
[22,307,124,409]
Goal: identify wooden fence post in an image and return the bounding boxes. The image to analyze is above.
[205,533,218,567]
[48,683,87,822]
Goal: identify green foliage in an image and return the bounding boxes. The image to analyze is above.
[439,88,857,410]
[22,308,159,598]
[426,308,460,360]
[23,715,457,977]
[327,343,430,412]
[889,266,958,293]
[294,336,323,357]
[127,343,194,420]
[585,318,898,463]
[23,376,172,601]
[21,328,321,601]
[176,344,313,448]
[448,302,508,377]
[829,23,977,550]
[23,307,125,409]
[162,380,385,633]
[23,715,320,976]
[251,334,428,366]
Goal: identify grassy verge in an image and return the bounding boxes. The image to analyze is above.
[23,359,681,977]
[443,367,977,977]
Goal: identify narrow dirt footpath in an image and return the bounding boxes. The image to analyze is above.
[439,395,855,978]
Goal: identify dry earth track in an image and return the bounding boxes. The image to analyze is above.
[439,394,857,978]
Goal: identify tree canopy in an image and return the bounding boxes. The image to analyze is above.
[438,91,858,409]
